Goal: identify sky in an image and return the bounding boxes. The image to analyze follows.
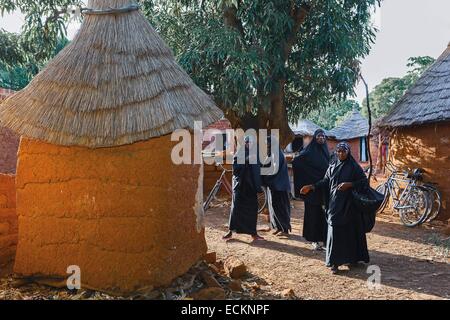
[1,0,449,103]
[355,0,450,102]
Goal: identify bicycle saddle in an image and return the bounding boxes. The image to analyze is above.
[411,168,425,180]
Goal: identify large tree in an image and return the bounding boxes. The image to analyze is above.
[145,0,380,145]
[1,0,380,145]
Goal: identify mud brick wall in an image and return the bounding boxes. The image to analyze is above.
[14,136,207,294]
[389,123,450,221]
[0,174,17,268]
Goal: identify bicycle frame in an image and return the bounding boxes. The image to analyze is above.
[385,173,417,210]
[203,163,232,211]
[219,169,232,195]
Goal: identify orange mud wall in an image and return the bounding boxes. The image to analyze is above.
[0,174,17,273]
[389,123,450,221]
[14,135,207,294]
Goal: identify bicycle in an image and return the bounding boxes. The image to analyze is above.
[409,171,442,223]
[375,162,430,227]
[203,162,267,213]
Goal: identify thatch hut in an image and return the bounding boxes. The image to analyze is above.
[288,119,329,152]
[327,110,376,165]
[0,0,222,294]
[380,43,450,221]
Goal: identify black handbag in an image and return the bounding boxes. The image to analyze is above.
[352,186,384,233]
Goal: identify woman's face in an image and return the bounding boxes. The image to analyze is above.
[336,149,349,161]
[316,133,326,145]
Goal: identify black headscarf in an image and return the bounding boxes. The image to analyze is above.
[319,141,368,226]
[232,136,262,193]
[261,135,291,192]
[292,129,330,201]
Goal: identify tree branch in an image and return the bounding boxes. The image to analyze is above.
[282,4,310,61]
[222,2,244,37]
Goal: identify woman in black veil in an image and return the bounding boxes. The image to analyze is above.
[292,129,330,250]
[261,135,292,237]
[300,142,370,274]
[223,135,265,242]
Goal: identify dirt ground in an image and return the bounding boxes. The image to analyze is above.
[0,199,448,300]
[205,200,450,300]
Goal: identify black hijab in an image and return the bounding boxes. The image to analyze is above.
[233,136,262,193]
[292,129,330,200]
[261,136,291,192]
[323,141,368,226]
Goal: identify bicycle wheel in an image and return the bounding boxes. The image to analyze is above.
[398,186,430,227]
[257,187,267,214]
[375,182,389,213]
[423,185,442,222]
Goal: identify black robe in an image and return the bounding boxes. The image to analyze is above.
[315,155,370,267]
[262,146,292,233]
[292,130,330,242]
[228,149,262,235]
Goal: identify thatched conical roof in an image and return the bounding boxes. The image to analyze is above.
[380,43,450,128]
[290,119,329,137]
[0,0,222,148]
[328,110,369,140]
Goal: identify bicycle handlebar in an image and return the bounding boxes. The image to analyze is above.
[216,162,233,173]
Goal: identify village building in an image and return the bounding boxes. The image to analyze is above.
[0,88,19,174]
[380,43,450,221]
[327,110,378,166]
[0,0,222,294]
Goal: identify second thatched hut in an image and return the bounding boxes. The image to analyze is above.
[380,43,450,221]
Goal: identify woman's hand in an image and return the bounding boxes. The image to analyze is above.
[300,185,314,195]
[337,182,353,191]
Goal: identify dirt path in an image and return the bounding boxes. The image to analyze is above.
[205,200,450,300]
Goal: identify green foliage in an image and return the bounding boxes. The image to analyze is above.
[0,0,77,89]
[0,0,82,61]
[362,56,435,119]
[142,0,380,122]
[0,29,69,90]
[307,99,361,130]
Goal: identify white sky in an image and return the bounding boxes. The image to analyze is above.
[1,0,449,103]
[355,0,450,102]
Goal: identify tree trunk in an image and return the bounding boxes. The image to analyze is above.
[266,80,294,148]
[219,82,294,149]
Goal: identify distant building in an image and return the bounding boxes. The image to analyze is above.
[0,88,19,174]
[288,119,330,152]
[327,110,376,165]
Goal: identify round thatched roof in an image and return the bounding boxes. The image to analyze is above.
[327,110,369,140]
[0,0,222,148]
[380,43,450,128]
[290,119,330,137]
